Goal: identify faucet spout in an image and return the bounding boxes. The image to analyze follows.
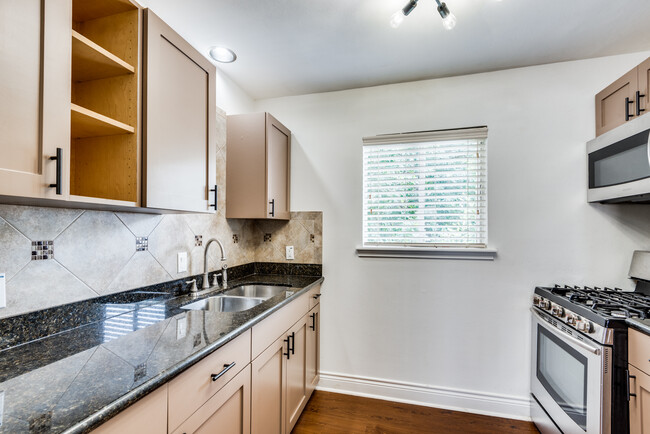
[203,238,227,290]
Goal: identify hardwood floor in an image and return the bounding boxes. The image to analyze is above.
[292,391,539,434]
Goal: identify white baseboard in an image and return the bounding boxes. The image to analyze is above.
[317,371,531,421]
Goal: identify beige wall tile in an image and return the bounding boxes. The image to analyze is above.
[0,205,82,240]
[0,217,31,281]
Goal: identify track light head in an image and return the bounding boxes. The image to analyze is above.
[437,2,457,29]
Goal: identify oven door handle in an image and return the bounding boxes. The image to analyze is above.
[530,308,601,355]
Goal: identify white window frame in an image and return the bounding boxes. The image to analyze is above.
[356,126,496,260]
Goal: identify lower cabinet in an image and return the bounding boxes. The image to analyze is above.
[90,385,168,434]
[172,365,251,434]
[629,364,650,434]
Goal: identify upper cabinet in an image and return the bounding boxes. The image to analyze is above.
[226,113,291,220]
[69,0,141,206]
[596,57,650,137]
[0,0,71,200]
[142,9,216,213]
[0,2,218,213]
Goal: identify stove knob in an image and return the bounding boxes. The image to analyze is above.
[566,315,577,326]
[538,300,551,310]
[577,320,593,333]
[551,306,565,317]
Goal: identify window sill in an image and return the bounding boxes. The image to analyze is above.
[355,246,497,261]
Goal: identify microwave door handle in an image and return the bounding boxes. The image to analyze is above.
[530,308,601,355]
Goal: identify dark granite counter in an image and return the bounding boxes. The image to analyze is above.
[626,318,650,336]
[0,263,323,433]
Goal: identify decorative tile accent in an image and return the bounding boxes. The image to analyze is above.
[264,233,272,242]
[31,241,53,261]
[232,234,239,244]
[136,237,148,252]
[195,235,203,247]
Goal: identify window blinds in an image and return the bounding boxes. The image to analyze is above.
[362,127,488,247]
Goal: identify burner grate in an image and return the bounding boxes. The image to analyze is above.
[549,284,650,320]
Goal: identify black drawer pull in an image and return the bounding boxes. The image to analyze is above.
[284,336,291,359]
[269,199,275,217]
[49,148,62,195]
[627,369,637,401]
[310,313,316,331]
[211,361,236,381]
[289,331,295,355]
[313,294,321,300]
[637,90,646,116]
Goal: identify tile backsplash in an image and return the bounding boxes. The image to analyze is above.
[0,206,322,319]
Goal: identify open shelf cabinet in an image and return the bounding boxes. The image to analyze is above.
[70,0,140,204]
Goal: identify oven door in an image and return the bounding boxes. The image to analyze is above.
[530,308,611,434]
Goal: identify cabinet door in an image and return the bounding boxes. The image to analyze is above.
[251,335,288,434]
[91,385,168,434]
[595,68,638,136]
[172,365,251,434]
[0,0,70,199]
[306,304,320,399]
[637,58,650,119]
[285,315,308,433]
[629,365,650,434]
[266,113,291,220]
[143,9,216,212]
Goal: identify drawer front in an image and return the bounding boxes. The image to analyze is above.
[252,291,309,359]
[91,385,168,434]
[629,328,650,375]
[308,284,322,310]
[168,329,251,431]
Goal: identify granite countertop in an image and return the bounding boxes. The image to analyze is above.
[626,318,650,336]
[0,263,323,434]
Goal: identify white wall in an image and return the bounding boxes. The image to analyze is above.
[216,69,256,115]
[255,52,650,418]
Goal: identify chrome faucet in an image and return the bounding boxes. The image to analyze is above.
[203,238,227,290]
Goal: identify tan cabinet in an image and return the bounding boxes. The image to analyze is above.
[0,0,71,200]
[595,57,650,137]
[251,285,321,434]
[142,9,217,213]
[306,304,320,397]
[91,385,168,434]
[226,113,291,220]
[172,365,251,434]
[629,328,650,434]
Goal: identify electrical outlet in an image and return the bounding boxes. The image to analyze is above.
[176,316,187,340]
[286,246,294,260]
[177,252,188,273]
[0,273,5,309]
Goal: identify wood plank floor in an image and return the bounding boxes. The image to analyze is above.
[292,391,539,434]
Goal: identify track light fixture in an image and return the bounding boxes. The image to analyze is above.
[390,0,457,30]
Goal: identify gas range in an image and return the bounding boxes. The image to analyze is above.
[533,284,650,345]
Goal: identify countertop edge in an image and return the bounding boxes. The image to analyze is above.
[62,276,324,434]
[626,318,650,336]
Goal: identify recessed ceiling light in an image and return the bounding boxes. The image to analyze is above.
[209,46,237,63]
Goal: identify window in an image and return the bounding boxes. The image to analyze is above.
[361,127,488,253]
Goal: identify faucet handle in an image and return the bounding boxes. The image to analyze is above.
[211,272,221,287]
[185,279,198,293]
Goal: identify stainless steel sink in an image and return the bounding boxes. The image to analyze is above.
[181,295,265,312]
[224,284,292,299]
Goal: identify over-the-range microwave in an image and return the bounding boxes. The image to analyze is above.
[588,114,650,203]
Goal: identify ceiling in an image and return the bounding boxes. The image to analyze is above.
[140,0,650,100]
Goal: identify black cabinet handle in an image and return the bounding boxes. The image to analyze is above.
[637,90,646,116]
[627,369,637,401]
[211,361,236,381]
[49,148,62,195]
[313,294,321,300]
[269,199,275,217]
[289,331,295,355]
[310,313,316,331]
[209,185,217,209]
[626,97,635,121]
[284,336,291,359]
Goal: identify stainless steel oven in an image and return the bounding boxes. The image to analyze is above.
[530,308,611,434]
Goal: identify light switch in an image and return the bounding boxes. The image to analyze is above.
[177,252,188,273]
[0,273,5,309]
[286,246,294,260]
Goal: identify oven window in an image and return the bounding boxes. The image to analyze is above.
[537,325,588,430]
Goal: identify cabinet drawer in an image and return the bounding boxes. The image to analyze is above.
[252,291,309,359]
[168,329,251,432]
[308,284,322,310]
[629,328,650,375]
[91,385,167,434]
